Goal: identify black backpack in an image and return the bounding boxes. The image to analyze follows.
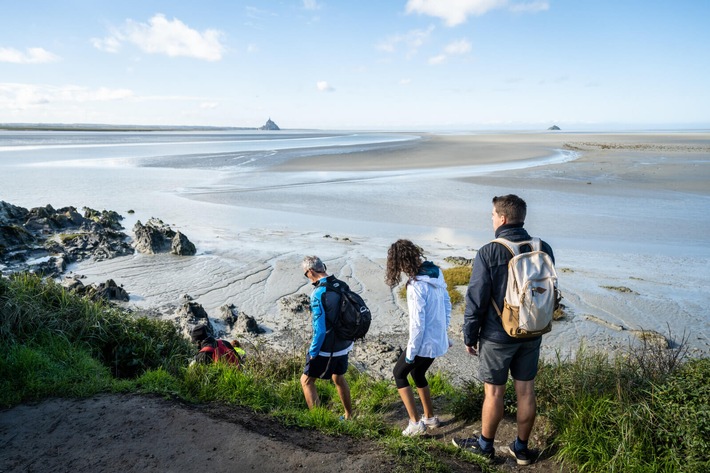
[322,279,371,341]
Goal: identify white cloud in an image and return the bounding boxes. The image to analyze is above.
[247,43,259,54]
[91,35,122,53]
[376,26,435,58]
[399,78,412,85]
[303,0,321,10]
[509,1,549,13]
[93,14,225,61]
[316,81,334,92]
[428,54,447,65]
[200,102,219,109]
[429,39,471,65]
[406,0,548,25]
[0,47,60,64]
[406,0,508,26]
[444,39,472,55]
[0,83,133,109]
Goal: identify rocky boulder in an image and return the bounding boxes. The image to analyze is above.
[172,231,196,256]
[219,304,265,335]
[133,218,196,256]
[61,276,129,302]
[88,279,130,302]
[177,300,210,326]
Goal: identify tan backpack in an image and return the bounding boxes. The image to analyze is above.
[491,237,560,338]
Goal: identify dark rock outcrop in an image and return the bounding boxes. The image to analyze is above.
[259,118,280,131]
[61,276,129,302]
[133,218,196,256]
[219,304,265,335]
[177,300,210,326]
[172,231,196,256]
[0,201,133,277]
[548,125,561,130]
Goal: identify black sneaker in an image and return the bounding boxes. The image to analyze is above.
[506,441,532,466]
[451,436,495,460]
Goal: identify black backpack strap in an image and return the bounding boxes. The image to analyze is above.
[316,280,347,378]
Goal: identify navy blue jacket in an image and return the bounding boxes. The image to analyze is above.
[463,224,555,347]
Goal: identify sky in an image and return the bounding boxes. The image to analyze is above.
[1,0,709,130]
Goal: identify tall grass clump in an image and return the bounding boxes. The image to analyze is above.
[0,273,193,379]
[535,337,709,473]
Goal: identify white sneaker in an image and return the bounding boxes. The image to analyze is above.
[421,416,440,428]
[401,420,426,437]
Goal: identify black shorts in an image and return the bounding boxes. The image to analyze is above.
[303,354,349,379]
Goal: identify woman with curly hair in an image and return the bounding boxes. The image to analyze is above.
[386,239,452,436]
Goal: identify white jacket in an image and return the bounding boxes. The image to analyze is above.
[405,270,452,360]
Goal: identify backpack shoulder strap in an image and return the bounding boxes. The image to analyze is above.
[491,237,519,256]
[320,278,349,294]
[529,237,542,252]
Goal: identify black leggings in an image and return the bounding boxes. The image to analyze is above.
[393,352,435,389]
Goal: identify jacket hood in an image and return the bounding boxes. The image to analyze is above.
[415,261,447,288]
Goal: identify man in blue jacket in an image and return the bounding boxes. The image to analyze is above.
[454,195,555,466]
[300,255,353,420]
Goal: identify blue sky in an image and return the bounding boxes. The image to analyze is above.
[1,0,708,130]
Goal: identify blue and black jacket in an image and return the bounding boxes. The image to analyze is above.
[308,275,354,358]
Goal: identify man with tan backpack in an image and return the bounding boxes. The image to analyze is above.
[454,194,558,466]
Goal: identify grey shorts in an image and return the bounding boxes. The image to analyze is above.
[479,337,542,385]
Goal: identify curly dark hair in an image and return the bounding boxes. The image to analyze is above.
[385,239,424,288]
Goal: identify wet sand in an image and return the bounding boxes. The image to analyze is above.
[67,131,710,383]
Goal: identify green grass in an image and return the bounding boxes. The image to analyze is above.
[1,272,707,473]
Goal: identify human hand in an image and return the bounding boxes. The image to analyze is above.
[405,357,414,364]
[465,345,478,356]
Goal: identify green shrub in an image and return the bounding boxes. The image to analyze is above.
[650,358,710,472]
[0,273,193,378]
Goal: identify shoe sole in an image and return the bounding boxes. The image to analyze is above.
[506,446,532,466]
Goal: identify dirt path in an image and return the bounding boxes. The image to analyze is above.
[0,394,397,473]
[0,394,566,473]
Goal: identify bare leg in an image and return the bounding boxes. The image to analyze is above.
[481,382,506,439]
[416,386,435,419]
[332,374,352,419]
[397,387,420,423]
[514,379,536,441]
[300,374,319,409]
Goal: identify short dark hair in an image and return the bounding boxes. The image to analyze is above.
[492,194,527,224]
